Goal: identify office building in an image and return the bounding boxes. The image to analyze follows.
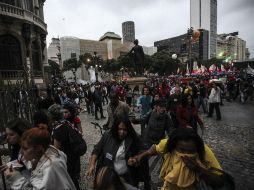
[122,21,135,43]
[190,0,217,58]
[154,29,209,61]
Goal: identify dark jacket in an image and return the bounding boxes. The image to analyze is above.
[143,110,172,147]
[92,132,145,184]
[167,94,182,113]
[176,105,203,131]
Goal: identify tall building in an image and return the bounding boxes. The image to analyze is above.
[190,0,217,58]
[154,29,209,61]
[217,33,247,61]
[48,38,61,65]
[0,0,48,84]
[122,21,135,43]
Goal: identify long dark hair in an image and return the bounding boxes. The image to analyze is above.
[95,166,126,190]
[63,102,76,121]
[181,94,195,108]
[110,116,140,143]
[166,128,205,162]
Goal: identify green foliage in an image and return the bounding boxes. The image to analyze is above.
[48,59,60,72]
[150,51,181,75]
[62,58,81,72]
[103,59,119,72]
[79,53,93,67]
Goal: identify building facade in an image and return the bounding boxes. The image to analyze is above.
[154,29,209,61]
[47,32,134,81]
[122,21,135,43]
[47,37,60,65]
[142,46,157,56]
[217,33,247,61]
[190,0,217,58]
[0,0,48,85]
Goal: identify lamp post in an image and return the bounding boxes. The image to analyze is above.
[187,27,194,74]
[92,52,98,82]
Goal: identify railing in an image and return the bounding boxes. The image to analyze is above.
[0,70,25,79]
[0,2,47,31]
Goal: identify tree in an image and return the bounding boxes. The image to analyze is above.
[48,59,60,75]
[150,51,180,75]
[79,53,93,70]
[62,58,81,82]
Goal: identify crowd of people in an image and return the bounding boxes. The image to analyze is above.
[1,73,252,190]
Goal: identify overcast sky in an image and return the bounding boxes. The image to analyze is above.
[44,0,254,58]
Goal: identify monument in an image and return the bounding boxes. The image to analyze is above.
[126,39,147,88]
[128,39,145,76]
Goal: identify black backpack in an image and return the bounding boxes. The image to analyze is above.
[66,121,87,156]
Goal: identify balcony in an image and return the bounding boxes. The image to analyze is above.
[0,2,47,32]
[0,70,25,79]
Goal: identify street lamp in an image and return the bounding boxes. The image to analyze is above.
[187,27,194,74]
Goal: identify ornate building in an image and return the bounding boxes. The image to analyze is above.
[0,0,48,85]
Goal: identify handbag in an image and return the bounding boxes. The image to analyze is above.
[196,167,235,190]
[66,121,87,156]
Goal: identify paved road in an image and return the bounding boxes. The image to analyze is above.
[79,100,254,190]
[1,101,252,189]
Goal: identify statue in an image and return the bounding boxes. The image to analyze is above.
[128,39,144,76]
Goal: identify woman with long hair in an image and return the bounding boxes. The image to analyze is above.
[0,118,31,172]
[95,166,140,190]
[129,128,224,190]
[86,116,146,188]
[63,102,83,134]
[5,128,76,190]
[176,94,204,132]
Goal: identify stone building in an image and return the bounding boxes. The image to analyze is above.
[217,33,247,61]
[47,32,134,82]
[0,0,48,85]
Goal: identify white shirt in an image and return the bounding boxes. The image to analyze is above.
[114,140,128,175]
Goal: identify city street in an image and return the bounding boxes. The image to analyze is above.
[79,100,254,190]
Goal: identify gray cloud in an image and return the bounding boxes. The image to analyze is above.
[44,0,254,58]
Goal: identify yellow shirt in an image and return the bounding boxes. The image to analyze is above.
[156,139,222,190]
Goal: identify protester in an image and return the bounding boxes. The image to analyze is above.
[103,91,130,129]
[48,104,80,190]
[5,128,76,190]
[86,116,150,189]
[36,91,54,111]
[207,82,222,120]
[143,99,172,148]
[176,94,204,132]
[129,128,224,190]
[33,111,51,132]
[93,84,106,120]
[137,86,152,137]
[95,166,140,190]
[63,102,83,134]
[3,118,31,161]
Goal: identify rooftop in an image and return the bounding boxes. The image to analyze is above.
[99,32,121,41]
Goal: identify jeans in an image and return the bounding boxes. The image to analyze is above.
[198,97,207,113]
[208,102,221,119]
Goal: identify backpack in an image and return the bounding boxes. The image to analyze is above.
[66,121,87,156]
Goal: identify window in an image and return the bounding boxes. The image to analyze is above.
[0,35,22,70]
[32,41,41,71]
[24,0,33,12]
